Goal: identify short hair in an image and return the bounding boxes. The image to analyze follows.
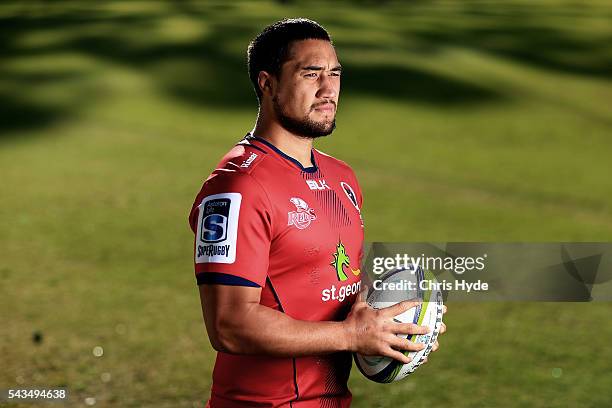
[247,18,332,101]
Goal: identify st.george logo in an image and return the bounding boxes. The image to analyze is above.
[201,198,230,243]
[330,240,361,281]
[287,197,316,230]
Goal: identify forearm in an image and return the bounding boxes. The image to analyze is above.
[211,302,349,356]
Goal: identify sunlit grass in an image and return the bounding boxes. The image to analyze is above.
[1,1,611,407]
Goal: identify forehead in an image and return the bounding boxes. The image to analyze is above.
[284,39,339,70]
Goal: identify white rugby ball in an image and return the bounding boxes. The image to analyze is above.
[354,266,444,383]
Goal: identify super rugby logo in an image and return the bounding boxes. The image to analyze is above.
[287,197,316,230]
[201,198,230,243]
[195,193,241,264]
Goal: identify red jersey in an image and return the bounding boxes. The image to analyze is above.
[189,134,364,408]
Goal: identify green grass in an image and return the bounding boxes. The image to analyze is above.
[1,1,612,407]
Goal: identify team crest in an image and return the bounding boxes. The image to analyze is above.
[288,197,316,230]
[341,181,364,227]
[340,182,359,212]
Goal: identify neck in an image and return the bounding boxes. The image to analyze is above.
[252,116,314,168]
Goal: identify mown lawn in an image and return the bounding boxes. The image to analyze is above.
[1,1,611,407]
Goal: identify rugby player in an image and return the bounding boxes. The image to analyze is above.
[189,18,446,407]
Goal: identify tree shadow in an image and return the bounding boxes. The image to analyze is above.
[1,2,609,136]
[0,9,167,140]
[404,4,612,79]
[341,63,500,105]
[0,92,65,136]
[0,70,90,140]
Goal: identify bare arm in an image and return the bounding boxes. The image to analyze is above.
[199,284,429,363]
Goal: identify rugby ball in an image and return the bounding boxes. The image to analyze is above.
[354,266,444,383]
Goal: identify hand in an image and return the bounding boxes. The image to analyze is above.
[342,294,429,364]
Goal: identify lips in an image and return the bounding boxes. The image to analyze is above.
[313,102,335,112]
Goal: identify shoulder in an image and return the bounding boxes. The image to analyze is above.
[202,139,276,192]
[214,140,269,176]
[188,141,273,231]
[314,148,358,179]
[199,145,271,202]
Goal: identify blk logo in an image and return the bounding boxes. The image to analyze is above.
[306,179,330,190]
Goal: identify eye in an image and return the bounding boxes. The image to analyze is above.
[330,71,341,77]
[304,73,317,78]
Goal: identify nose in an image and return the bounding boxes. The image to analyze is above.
[316,73,338,100]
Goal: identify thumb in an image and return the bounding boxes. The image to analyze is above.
[358,284,370,302]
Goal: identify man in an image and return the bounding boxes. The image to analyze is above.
[189,18,445,407]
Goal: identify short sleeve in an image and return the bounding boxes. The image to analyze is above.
[189,172,272,287]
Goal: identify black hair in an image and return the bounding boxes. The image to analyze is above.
[247,18,332,101]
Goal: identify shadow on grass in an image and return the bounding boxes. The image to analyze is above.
[0,1,609,137]
[409,25,612,79]
[0,92,65,135]
[0,70,91,140]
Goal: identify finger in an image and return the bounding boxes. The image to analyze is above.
[358,285,369,302]
[439,322,446,334]
[432,341,439,352]
[350,287,369,307]
[390,337,426,352]
[383,348,412,365]
[380,299,422,319]
[392,323,430,336]
[422,356,429,364]
[443,305,447,314]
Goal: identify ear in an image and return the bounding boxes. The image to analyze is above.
[257,71,274,97]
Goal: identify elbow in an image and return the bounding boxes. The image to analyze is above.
[209,332,241,354]
[206,318,245,354]
[207,332,229,353]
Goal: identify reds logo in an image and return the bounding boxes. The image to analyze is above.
[288,197,316,230]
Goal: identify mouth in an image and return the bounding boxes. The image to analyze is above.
[312,101,336,113]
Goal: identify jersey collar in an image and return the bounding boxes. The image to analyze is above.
[246,133,318,173]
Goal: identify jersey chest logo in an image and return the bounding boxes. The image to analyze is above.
[287,197,317,230]
[306,179,331,190]
[330,240,361,281]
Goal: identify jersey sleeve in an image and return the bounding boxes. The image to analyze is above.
[189,172,272,287]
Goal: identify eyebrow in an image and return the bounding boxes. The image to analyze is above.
[301,65,343,72]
